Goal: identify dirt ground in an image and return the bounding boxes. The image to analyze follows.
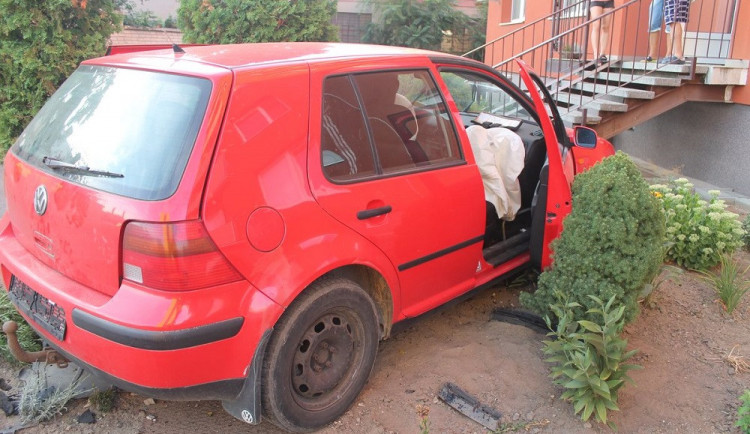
[1,250,749,434]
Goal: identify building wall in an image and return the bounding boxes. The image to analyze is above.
[612,102,750,196]
[109,27,183,46]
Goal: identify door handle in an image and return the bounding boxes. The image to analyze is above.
[357,206,392,220]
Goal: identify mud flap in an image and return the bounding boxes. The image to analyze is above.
[221,329,272,425]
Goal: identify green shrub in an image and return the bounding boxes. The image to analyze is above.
[743,214,750,252]
[738,390,750,434]
[520,152,665,324]
[0,0,125,154]
[698,254,749,314]
[0,289,42,365]
[543,293,639,429]
[650,180,745,270]
[178,0,339,44]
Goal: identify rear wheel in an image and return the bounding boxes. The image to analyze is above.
[261,277,380,432]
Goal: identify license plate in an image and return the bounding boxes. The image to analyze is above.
[8,276,66,341]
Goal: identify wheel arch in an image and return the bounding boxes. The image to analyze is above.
[308,265,394,339]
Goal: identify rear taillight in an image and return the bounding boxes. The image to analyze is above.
[122,220,242,291]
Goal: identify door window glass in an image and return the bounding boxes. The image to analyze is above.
[321,70,462,181]
[321,75,376,181]
[440,71,533,121]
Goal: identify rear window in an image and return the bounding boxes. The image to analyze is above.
[13,65,212,200]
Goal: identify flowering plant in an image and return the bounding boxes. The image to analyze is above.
[650,179,745,270]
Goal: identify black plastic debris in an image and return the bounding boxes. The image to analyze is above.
[490,308,550,333]
[76,409,96,424]
[438,382,502,430]
[0,391,18,416]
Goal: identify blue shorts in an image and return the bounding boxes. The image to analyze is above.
[649,0,664,32]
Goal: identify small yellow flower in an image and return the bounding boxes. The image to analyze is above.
[651,191,663,198]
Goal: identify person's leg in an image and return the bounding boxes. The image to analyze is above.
[647,0,664,59]
[589,6,604,59]
[663,0,676,59]
[673,21,685,59]
[599,7,613,60]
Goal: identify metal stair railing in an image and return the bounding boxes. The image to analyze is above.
[463,0,741,125]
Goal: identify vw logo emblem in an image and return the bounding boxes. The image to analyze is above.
[34,185,48,216]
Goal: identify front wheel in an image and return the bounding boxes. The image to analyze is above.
[261,277,380,432]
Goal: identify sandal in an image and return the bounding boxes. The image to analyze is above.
[599,55,609,64]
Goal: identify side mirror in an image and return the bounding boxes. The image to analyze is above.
[573,126,597,148]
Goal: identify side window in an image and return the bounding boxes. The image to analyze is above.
[440,71,533,121]
[321,76,376,181]
[321,70,462,181]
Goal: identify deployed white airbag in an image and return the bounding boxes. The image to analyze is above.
[466,125,525,220]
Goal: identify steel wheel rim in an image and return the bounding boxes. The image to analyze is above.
[290,308,365,411]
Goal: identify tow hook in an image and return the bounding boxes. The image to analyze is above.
[2,321,69,368]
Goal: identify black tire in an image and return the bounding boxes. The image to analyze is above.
[261,277,380,432]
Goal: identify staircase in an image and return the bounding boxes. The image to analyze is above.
[554,58,748,138]
[465,0,749,139]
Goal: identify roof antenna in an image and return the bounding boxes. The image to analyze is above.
[172,43,185,54]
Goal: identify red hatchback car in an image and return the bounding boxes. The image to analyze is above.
[0,43,612,431]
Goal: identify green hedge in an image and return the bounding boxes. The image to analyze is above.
[521,152,665,324]
[0,0,123,155]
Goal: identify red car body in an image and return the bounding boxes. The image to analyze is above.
[0,43,613,430]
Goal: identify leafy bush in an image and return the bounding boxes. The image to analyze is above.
[123,10,161,28]
[738,390,750,434]
[178,0,339,44]
[0,0,125,155]
[520,152,665,324]
[543,293,639,429]
[650,179,745,270]
[362,0,479,53]
[698,254,750,314]
[0,289,42,365]
[743,214,750,252]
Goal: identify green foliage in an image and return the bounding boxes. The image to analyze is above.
[362,0,480,54]
[123,10,160,28]
[89,388,117,412]
[520,152,665,324]
[698,254,749,314]
[543,293,640,429]
[164,15,177,29]
[650,180,745,270]
[738,390,750,434]
[177,0,339,44]
[0,289,42,365]
[0,0,124,155]
[743,214,750,252]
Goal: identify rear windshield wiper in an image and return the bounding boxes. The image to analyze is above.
[42,156,124,178]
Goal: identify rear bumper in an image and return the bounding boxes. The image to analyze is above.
[0,215,283,391]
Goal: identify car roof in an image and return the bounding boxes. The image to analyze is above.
[91,42,465,71]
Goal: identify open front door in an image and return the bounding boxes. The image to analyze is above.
[515,60,573,270]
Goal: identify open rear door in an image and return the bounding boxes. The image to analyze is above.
[515,60,572,270]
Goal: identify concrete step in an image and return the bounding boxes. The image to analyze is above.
[595,72,683,87]
[620,61,709,75]
[704,65,749,85]
[561,110,602,125]
[569,82,656,100]
[554,92,628,112]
